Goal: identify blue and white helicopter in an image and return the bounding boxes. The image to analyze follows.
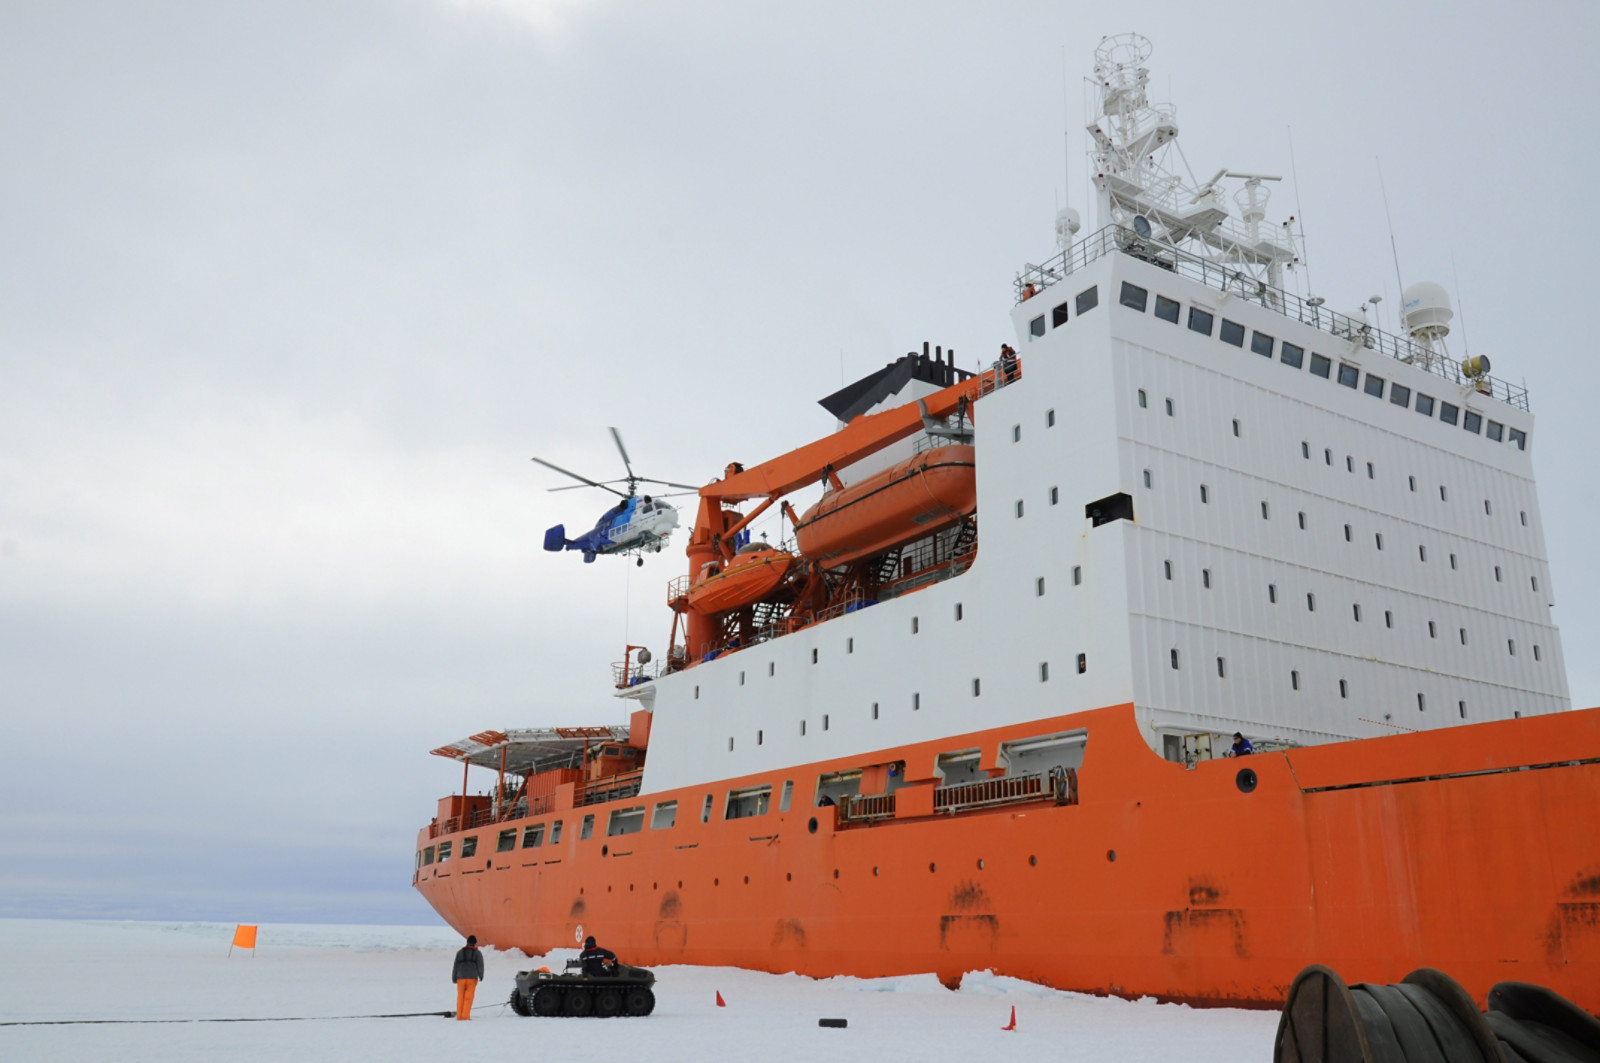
[535,429,697,565]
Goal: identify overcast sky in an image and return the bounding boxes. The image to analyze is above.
[3,0,1596,924]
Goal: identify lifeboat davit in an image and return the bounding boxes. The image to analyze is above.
[795,444,976,567]
[687,542,795,615]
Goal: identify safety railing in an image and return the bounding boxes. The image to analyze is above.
[933,768,1078,814]
[429,792,559,838]
[1017,225,1529,411]
[576,769,644,808]
[838,792,896,823]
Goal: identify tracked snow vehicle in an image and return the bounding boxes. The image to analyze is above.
[508,958,656,1018]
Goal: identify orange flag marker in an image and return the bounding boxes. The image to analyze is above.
[229,924,258,957]
[1001,1004,1016,1031]
[716,990,726,1007]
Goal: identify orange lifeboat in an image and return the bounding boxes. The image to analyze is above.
[795,444,976,567]
[686,542,795,615]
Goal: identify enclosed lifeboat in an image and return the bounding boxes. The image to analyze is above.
[686,542,795,615]
[795,444,976,567]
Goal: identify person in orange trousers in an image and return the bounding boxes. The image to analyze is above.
[451,934,485,1020]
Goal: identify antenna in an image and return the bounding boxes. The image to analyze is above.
[1376,157,1407,309]
[1451,252,1471,358]
[1287,126,1310,296]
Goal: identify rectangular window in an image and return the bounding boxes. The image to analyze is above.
[1261,500,1270,519]
[1137,388,1148,408]
[1486,420,1503,442]
[1268,583,1278,603]
[1143,469,1152,488]
[652,801,677,830]
[1534,645,1542,661]
[1376,532,1384,550]
[1200,484,1209,503]
[1219,319,1245,347]
[1429,621,1437,638]
[1282,342,1305,369]
[1037,576,1047,595]
[1460,628,1468,645]
[1420,544,1428,561]
[1232,418,1241,437]
[1119,282,1148,311]
[1509,427,1526,450]
[954,603,964,621]
[823,714,829,730]
[871,702,879,719]
[1040,662,1050,682]
[1251,331,1274,357]
[1346,455,1354,472]
[1029,315,1045,338]
[1390,383,1411,407]
[1164,560,1172,580]
[972,678,981,697]
[911,617,919,633]
[1046,409,1056,427]
[1291,670,1300,691]
[1364,374,1385,398]
[1298,511,1307,530]
[1416,393,1435,416]
[1187,306,1215,335]
[1310,353,1332,378]
[725,785,772,819]
[913,692,920,710]
[460,836,478,858]
[1409,475,1417,491]
[1076,653,1087,674]
[1155,294,1180,323]
[1216,657,1226,678]
[1339,679,1349,699]
[437,841,452,862]
[1439,401,1460,426]
[1202,568,1212,589]
[1462,410,1483,434]
[1301,441,1310,459]
[521,824,544,848]
[1076,285,1099,314]
[423,846,436,865]
[1337,364,1360,388]
[550,820,563,843]
[812,648,818,663]
[1072,565,1082,586]
[779,781,793,813]
[1051,301,1070,328]
[1344,523,1352,542]
[1508,639,1516,656]
[1385,610,1394,628]
[606,806,645,836]
[1015,499,1024,518]
[579,814,595,840]
[701,795,713,823]
[799,720,806,736]
[1450,553,1458,570]
[1459,701,1467,719]
[1307,593,1316,612]
[1050,486,1059,505]
[1533,576,1539,591]
[1418,693,1426,713]
[1165,397,1174,416]
[1367,462,1374,479]
[1170,648,1180,669]
[497,829,517,853]
[1352,603,1362,622]
[1011,424,1021,442]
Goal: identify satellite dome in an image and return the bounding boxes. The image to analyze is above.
[1401,281,1453,337]
[1055,207,1082,250]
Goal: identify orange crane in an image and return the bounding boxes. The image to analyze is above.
[676,364,1005,662]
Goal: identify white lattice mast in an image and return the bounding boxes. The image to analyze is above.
[1085,33,1299,287]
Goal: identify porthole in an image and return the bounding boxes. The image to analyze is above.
[1029,855,1038,867]
[807,817,818,834]
[1106,850,1117,862]
[1236,768,1258,793]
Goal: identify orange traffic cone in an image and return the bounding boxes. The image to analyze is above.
[716,991,726,1007]
[1001,1004,1016,1031]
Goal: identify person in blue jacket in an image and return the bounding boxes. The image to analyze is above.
[1228,732,1254,757]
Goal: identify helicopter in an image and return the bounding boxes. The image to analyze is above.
[535,429,699,565]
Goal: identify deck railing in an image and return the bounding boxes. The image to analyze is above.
[1017,225,1529,411]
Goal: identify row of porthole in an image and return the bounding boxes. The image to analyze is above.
[579,855,1061,895]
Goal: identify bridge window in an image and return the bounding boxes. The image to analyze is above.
[1310,353,1331,378]
[1119,282,1148,311]
[1391,383,1411,407]
[1416,393,1435,416]
[1364,374,1385,398]
[1487,420,1503,442]
[1463,410,1483,434]
[1281,342,1305,369]
[1029,315,1045,338]
[1076,285,1099,314]
[1220,319,1245,347]
[1337,364,1359,388]
[1440,402,1460,426]
[521,824,544,848]
[1155,294,1180,322]
[1251,331,1274,357]
[1188,307,1214,336]
[1052,301,1070,328]
[497,829,517,852]
[460,836,478,858]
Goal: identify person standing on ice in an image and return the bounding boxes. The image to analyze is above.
[452,934,485,1020]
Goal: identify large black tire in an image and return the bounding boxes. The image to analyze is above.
[624,987,656,1017]
[594,989,622,1018]
[531,986,562,1017]
[562,988,593,1017]
[509,989,533,1017]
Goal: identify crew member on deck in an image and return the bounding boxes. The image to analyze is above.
[452,934,485,1020]
[1227,732,1254,757]
[580,935,617,976]
[999,344,1018,383]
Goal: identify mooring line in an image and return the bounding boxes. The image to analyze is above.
[0,1011,454,1026]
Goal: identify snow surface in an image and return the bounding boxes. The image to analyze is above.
[0,919,1279,1061]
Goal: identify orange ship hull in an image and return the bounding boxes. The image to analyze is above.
[795,445,976,567]
[415,702,1600,1012]
[686,547,795,615]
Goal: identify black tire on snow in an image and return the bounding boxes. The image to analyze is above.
[509,989,533,1017]
[624,987,655,1017]
[562,988,593,1017]
[531,986,562,1017]
[594,989,622,1018]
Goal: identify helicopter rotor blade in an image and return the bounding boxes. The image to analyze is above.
[530,457,630,498]
[632,476,703,491]
[609,427,637,483]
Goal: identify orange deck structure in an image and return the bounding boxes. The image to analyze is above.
[416,701,1600,1012]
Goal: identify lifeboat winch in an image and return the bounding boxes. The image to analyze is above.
[686,542,796,615]
[795,444,976,567]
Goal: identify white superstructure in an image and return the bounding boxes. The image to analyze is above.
[630,34,1568,795]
